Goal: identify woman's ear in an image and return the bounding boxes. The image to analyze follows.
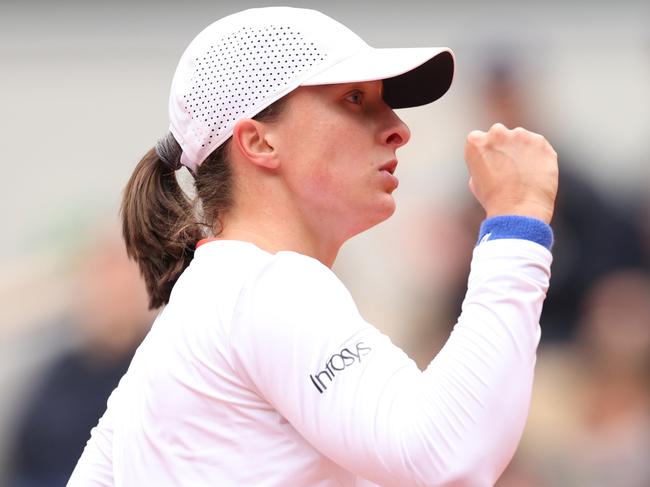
[231,119,280,170]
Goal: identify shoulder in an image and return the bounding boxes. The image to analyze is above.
[243,250,356,312]
[229,251,362,345]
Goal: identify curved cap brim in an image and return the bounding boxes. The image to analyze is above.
[301,47,454,109]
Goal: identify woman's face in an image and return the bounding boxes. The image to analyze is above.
[270,80,411,241]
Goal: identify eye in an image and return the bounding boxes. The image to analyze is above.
[345,90,363,105]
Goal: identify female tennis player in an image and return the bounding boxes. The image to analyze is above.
[68,7,557,487]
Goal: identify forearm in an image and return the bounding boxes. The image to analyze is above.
[395,237,550,486]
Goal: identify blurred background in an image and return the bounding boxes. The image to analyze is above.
[1,0,649,485]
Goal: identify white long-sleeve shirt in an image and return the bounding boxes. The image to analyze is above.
[68,225,551,486]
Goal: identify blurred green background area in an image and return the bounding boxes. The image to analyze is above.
[1,1,649,486]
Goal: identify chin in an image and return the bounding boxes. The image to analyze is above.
[378,193,397,219]
[380,197,397,221]
[351,197,396,236]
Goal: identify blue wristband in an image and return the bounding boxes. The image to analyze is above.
[477,215,554,250]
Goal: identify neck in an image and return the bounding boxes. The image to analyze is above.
[218,205,342,268]
[219,150,354,267]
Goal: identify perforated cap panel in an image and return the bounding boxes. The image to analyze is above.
[181,25,325,153]
[168,7,454,171]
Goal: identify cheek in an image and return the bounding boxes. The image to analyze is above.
[289,124,361,184]
[302,144,366,202]
[278,104,376,206]
[299,162,345,205]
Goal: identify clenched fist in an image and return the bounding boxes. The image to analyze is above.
[464,123,558,224]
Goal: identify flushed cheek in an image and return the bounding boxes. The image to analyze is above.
[303,163,349,206]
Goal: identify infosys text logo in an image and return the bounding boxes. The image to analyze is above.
[309,341,372,394]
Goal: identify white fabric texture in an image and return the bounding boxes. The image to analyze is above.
[68,237,551,487]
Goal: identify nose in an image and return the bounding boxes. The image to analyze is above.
[379,109,411,149]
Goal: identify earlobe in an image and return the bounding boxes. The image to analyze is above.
[232,119,279,170]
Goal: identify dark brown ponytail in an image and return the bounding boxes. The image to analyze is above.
[121,97,288,309]
[121,141,203,309]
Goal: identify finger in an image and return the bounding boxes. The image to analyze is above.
[490,122,509,132]
[464,130,485,163]
[466,130,485,144]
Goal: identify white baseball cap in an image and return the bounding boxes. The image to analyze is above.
[169,7,455,172]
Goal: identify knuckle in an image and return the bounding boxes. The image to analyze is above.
[534,133,547,145]
[489,123,507,137]
[542,139,557,156]
[466,130,486,146]
[487,123,508,143]
[490,122,507,132]
[513,127,528,138]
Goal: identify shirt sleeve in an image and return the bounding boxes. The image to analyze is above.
[228,238,551,487]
